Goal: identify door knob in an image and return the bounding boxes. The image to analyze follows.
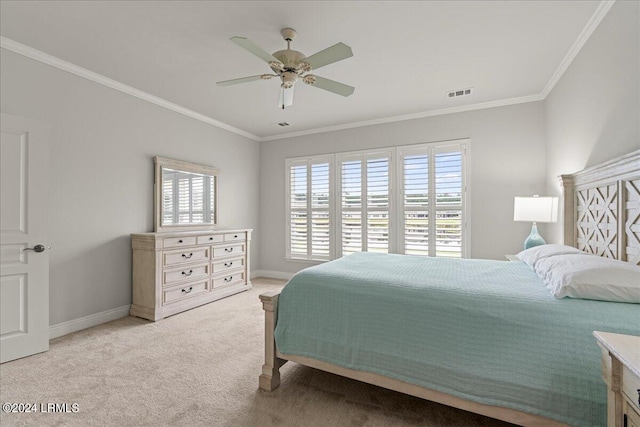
[23,244,46,253]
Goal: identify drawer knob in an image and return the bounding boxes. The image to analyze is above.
[234,235,238,238]
[225,247,234,253]
[182,270,193,276]
[209,237,214,241]
[224,276,233,282]
[178,239,183,243]
[182,253,193,259]
[224,262,233,268]
[181,287,193,294]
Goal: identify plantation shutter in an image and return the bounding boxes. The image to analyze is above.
[338,152,391,256]
[403,152,430,256]
[434,148,464,258]
[340,158,362,255]
[311,162,331,259]
[285,139,467,262]
[286,156,332,260]
[399,143,466,257]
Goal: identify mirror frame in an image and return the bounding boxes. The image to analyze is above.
[154,156,219,232]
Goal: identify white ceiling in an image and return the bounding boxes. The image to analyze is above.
[0,1,605,140]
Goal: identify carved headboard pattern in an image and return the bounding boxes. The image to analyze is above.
[575,182,619,259]
[560,149,640,265]
[625,178,640,264]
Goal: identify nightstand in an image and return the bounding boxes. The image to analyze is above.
[505,255,519,261]
[594,331,640,427]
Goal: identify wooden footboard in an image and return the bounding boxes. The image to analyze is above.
[258,291,287,391]
[259,291,567,426]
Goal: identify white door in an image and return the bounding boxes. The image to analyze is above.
[0,113,50,363]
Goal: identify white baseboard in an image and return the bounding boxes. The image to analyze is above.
[251,270,294,281]
[49,305,131,340]
[49,273,292,340]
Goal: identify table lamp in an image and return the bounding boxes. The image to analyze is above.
[513,195,558,250]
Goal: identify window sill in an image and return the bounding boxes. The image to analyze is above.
[284,257,327,265]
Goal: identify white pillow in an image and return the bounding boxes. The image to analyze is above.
[533,254,640,303]
[516,244,584,269]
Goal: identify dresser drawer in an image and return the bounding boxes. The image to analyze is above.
[163,247,210,266]
[197,234,224,245]
[224,232,245,242]
[623,366,640,412]
[164,236,197,248]
[212,257,244,273]
[212,271,245,288]
[163,280,210,305]
[163,263,209,285]
[212,243,245,258]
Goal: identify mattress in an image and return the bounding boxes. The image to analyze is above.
[274,252,640,426]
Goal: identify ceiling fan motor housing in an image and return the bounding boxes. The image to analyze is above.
[281,71,298,88]
[272,50,306,71]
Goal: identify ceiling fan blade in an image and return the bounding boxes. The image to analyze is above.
[230,36,280,64]
[217,75,267,86]
[305,76,354,97]
[304,42,353,70]
[279,86,294,109]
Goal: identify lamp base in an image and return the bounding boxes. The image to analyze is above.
[523,223,546,250]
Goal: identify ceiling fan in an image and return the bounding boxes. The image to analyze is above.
[217,28,354,109]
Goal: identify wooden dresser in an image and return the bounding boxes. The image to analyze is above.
[130,229,252,321]
[594,331,640,427]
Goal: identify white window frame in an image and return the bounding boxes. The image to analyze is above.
[285,155,334,261]
[285,139,469,262]
[336,149,395,257]
[396,140,468,258]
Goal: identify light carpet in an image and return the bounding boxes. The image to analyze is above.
[0,278,514,427]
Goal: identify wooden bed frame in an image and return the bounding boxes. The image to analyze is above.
[259,149,640,427]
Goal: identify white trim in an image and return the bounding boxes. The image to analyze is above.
[285,156,334,261]
[0,1,613,142]
[252,270,295,281]
[541,0,615,98]
[49,305,131,340]
[0,36,260,142]
[286,139,468,261]
[261,94,545,141]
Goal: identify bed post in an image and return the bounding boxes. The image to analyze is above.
[259,291,286,391]
[559,174,576,247]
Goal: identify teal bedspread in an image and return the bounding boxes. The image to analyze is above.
[274,252,640,426]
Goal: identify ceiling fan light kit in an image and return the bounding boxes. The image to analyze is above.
[217,28,354,109]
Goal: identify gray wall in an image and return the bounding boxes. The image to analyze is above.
[260,101,547,274]
[0,49,261,326]
[545,0,640,243]
[2,0,635,326]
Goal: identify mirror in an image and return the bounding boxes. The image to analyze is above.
[154,156,219,232]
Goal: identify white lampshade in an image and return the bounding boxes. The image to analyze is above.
[514,196,558,223]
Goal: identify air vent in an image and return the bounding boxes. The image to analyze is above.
[447,88,473,98]
[277,122,290,127]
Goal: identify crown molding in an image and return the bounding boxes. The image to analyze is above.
[260,93,545,141]
[0,36,260,142]
[0,0,614,142]
[540,0,615,98]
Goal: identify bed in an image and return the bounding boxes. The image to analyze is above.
[259,149,640,427]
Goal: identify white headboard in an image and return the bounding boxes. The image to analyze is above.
[559,149,640,265]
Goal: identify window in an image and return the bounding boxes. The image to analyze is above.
[162,170,215,225]
[398,143,466,258]
[338,151,392,256]
[285,140,467,261]
[286,156,332,261]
